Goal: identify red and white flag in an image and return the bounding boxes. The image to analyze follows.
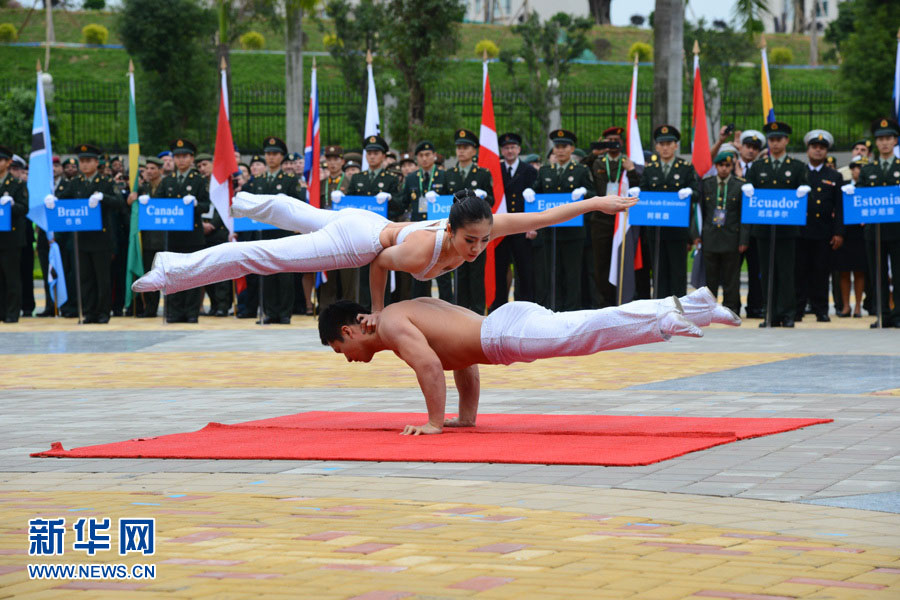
[303,61,321,209]
[608,59,645,302]
[691,48,713,179]
[479,59,506,310]
[211,67,238,234]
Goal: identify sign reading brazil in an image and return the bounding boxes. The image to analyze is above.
[138,198,194,231]
[334,195,388,217]
[627,191,690,227]
[524,193,583,227]
[741,188,808,226]
[45,199,102,232]
[842,186,900,225]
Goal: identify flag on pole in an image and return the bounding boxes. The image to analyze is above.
[691,41,712,179]
[761,35,775,124]
[27,62,52,234]
[479,57,506,310]
[211,60,237,234]
[609,57,645,303]
[303,59,321,209]
[124,61,144,309]
[362,50,380,171]
[47,240,67,308]
[893,27,900,157]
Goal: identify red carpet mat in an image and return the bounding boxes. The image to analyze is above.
[31,412,831,466]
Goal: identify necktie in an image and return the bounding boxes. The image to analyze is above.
[662,163,670,178]
[773,158,781,171]
[883,160,891,173]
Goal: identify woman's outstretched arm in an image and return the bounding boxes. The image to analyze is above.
[490,195,637,239]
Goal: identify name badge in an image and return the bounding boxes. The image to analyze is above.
[606,182,619,196]
[712,208,726,226]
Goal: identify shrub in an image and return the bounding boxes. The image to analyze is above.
[0,23,17,43]
[82,24,109,45]
[474,39,499,59]
[628,42,652,62]
[83,0,106,9]
[769,46,794,65]
[322,33,342,49]
[239,31,265,50]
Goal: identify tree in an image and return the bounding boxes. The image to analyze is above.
[731,0,766,35]
[118,0,217,148]
[823,0,856,62]
[834,0,900,125]
[378,0,466,149]
[0,86,55,152]
[588,0,611,25]
[652,0,684,130]
[499,12,592,152]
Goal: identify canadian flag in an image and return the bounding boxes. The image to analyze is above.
[479,59,506,310]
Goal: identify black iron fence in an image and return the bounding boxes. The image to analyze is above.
[0,79,858,156]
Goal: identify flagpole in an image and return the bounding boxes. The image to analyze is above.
[617,209,628,306]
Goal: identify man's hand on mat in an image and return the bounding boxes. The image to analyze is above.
[592,195,638,215]
[357,311,379,333]
[443,417,475,428]
[401,423,443,435]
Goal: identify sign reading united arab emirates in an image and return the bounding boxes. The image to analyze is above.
[334,195,388,217]
[627,191,690,227]
[426,194,454,221]
[842,186,900,225]
[232,216,278,232]
[138,198,194,231]
[525,193,583,227]
[45,199,102,232]
[0,203,11,231]
[741,188,808,225]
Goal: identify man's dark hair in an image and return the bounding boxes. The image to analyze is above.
[449,189,493,231]
[318,300,369,345]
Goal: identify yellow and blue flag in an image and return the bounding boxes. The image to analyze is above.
[761,41,775,124]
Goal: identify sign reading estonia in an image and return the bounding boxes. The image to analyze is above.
[741,188,808,226]
[524,193,583,227]
[0,203,11,232]
[138,198,194,231]
[333,195,388,217]
[45,199,102,232]
[627,191,690,227]
[842,186,900,225]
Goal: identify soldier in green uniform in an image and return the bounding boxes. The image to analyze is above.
[851,117,900,328]
[639,125,698,299]
[315,144,351,311]
[695,152,749,315]
[193,153,231,316]
[53,144,124,323]
[158,138,210,323]
[743,121,809,327]
[0,145,28,322]
[526,129,593,311]
[128,156,166,317]
[584,126,640,307]
[346,135,403,306]
[442,128,495,314]
[403,140,449,300]
[242,137,301,324]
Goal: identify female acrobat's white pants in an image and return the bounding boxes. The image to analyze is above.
[133,193,389,294]
[479,288,723,365]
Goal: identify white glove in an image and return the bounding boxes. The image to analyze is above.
[331,190,344,204]
[677,187,693,200]
[182,194,197,206]
[627,187,641,198]
[375,192,391,205]
[425,190,438,203]
[796,185,811,198]
[571,186,587,201]
[841,183,856,195]
[138,194,150,205]
[0,194,12,206]
[741,183,755,197]
[523,188,536,203]
[44,194,56,210]
[88,191,103,209]
[473,188,487,199]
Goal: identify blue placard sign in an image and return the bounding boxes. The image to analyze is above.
[627,191,690,227]
[232,216,279,232]
[138,198,194,231]
[426,194,454,221]
[741,189,808,225]
[45,199,102,232]
[524,193,583,227]
[0,203,10,232]
[842,186,900,225]
[333,195,388,217]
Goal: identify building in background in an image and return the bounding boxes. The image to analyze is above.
[760,0,846,34]
[463,0,589,25]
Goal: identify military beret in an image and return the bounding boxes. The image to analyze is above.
[803,129,834,148]
[653,125,680,143]
[521,153,540,164]
[0,145,13,159]
[871,117,900,138]
[263,136,288,155]
[549,129,577,145]
[286,152,302,162]
[62,157,78,167]
[363,135,388,152]
[386,151,398,160]
[157,150,173,159]
[414,140,435,154]
[238,162,250,171]
[398,152,415,165]
[324,145,344,158]
[498,132,522,147]
[52,154,60,164]
[195,153,213,163]
[713,151,735,164]
[454,129,479,147]
[602,126,625,137]
[109,155,122,163]
[343,159,361,171]
[762,121,792,137]
[169,138,197,155]
[851,139,872,151]
[249,154,265,165]
[75,143,102,159]
[145,157,164,167]
[740,129,766,147]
